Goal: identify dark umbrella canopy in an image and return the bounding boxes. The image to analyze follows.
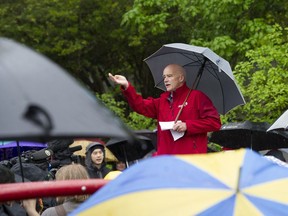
[0,37,132,141]
[106,135,155,163]
[134,129,157,150]
[210,121,288,151]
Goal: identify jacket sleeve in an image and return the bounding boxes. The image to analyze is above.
[121,83,158,119]
[185,91,221,135]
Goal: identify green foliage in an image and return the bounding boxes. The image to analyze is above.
[96,93,127,120]
[126,112,156,130]
[97,92,156,130]
[222,24,288,123]
[208,143,223,152]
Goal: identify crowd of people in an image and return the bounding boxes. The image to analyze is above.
[0,140,127,216]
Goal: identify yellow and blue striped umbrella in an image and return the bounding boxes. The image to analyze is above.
[70,149,288,216]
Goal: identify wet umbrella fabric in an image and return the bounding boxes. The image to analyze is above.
[0,37,132,141]
[144,43,245,115]
[267,109,288,131]
[0,141,47,149]
[70,149,288,216]
[134,129,157,149]
[210,121,288,151]
[0,141,47,160]
[106,135,155,163]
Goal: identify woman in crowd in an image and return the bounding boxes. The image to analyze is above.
[23,164,90,216]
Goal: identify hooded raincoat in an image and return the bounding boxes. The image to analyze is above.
[85,143,111,179]
[122,84,221,155]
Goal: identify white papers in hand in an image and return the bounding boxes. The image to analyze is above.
[159,121,184,141]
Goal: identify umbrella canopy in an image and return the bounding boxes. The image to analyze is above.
[267,109,288,131]
[70,139,118,162]
[70,149,288,215]
[210,121,288,151]
[106,135,155,163]
[0,141,47,149]
[144,43,245,115]
[0,37,133,141]
[0,141,47,160]
[134,129,157,149]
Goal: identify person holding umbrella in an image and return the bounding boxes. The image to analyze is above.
[109,64,221,155]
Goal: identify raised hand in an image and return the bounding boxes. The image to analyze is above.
[108,73,129,90]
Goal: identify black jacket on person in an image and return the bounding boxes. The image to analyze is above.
[85,142,111,179]
[85,163,111,179]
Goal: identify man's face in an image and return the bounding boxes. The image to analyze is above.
[91,148,104,166]
[163,66,184,92]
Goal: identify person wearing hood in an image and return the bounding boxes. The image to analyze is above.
[85,142,111,179]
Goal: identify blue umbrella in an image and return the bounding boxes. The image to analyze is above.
[70,149,288,216]
[0,141,47,161]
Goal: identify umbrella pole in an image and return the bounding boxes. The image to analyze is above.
[236,167,242,193]
[122,145,129,168]
[16,141,25,182]
[250,132,253,150]
[174,58,207,122]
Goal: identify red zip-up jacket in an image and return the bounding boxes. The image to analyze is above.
[122,83,221,155]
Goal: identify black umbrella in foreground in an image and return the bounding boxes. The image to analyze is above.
[0,37,135,181]
[210,121,288,151]
[0,37,133,141]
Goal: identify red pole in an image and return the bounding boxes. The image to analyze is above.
[0,179,108,202]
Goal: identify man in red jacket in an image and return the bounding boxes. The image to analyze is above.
[109,64,221,155]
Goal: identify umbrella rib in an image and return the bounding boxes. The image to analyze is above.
[207,63,226,114]
[182,52,205,67]
[179,53,227,113]
[121,145,129,168]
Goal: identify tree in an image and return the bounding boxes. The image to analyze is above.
[122,0,288,123]
[0,0,135,94]
[223,24,288,123]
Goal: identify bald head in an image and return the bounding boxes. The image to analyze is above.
[163,64,186,92]
[165,64,186,78]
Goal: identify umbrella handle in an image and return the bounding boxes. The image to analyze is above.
[23,104,53,132]
[174,58,207,123]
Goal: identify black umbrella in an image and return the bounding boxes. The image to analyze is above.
[134,129,157,150]
[0,37,135,182]
[210,121,288,151]
[106,135,155,166]
[0,37,133,141]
